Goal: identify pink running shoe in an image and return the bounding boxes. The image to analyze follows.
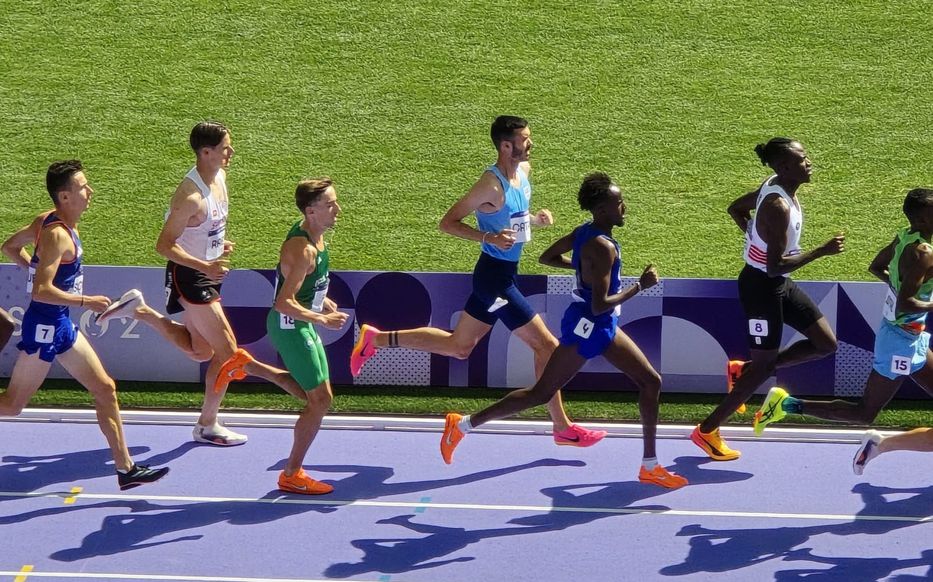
[350,324,381,377]
[553,424,608,447]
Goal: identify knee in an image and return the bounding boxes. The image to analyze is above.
[308,386,333,409]
[853,404,881,424]
[450,340,479,360]
[639,371,662,396]
[188,347,213,363]
[88,377,118,401]
[815,335,838,357]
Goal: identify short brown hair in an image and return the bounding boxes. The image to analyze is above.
[295,178,333,213]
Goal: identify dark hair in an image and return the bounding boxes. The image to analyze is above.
[46,159,84,204]
[296,178,334,213]
[490,115,528,149]
[754,137,797,167]
[578,172,618,211]
[189,121,230,152]
[903,188,933,223]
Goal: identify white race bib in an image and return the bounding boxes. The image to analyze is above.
[311,278,329,313]
[35,323,55,344]
[749,319,769,337]
[206,225,226,261]
[26,266,35,294]
[279,313,295,329]
[510,211,532,244]
[573,317,594,339]
[882,288,897,322]
[891,355,911,376]
[71,274,84,296]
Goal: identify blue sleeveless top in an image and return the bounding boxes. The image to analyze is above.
[476,165,531,263]
[572,222,623,316]
[27,213,84,319]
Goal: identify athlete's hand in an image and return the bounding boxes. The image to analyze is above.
[491,229,516,250]
[638,264,659,291]
[203,258,230,282]
[532,209,554,227]
[820,234,845,256]
[321,298,338,314]
[223,240,235,257]
[82,295,112,313]
[320,310,349,330]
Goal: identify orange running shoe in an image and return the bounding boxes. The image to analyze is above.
[440,413,465,465]
[213,348,253,394]
[690,425,741,461]
[727,360,748,414]
[638,465,689,489]
[277,469,334,495]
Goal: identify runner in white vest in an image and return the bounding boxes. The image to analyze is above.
[96,121,302,446]
[691,138,844,461]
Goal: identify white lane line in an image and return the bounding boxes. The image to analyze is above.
[1,490,929,524]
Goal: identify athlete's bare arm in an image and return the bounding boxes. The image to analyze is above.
[156,181,228,281]
[894,243,933,314]
[438,172,515,251]
[273,239,347,330]
[538,229,577,270]
[758,194,844,277]
[868,237,897,286]
[581,238,652,316]
[1,213,47,268]
[31,226,110,313]
[727,188,760,233]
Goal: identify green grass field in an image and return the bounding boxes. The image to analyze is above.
[3,2,932,422]
[2,1,932,280]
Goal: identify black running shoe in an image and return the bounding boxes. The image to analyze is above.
[118,464,169,490]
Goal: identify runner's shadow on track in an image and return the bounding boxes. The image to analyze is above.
[323,456,752,577]
[16,458,581,561]
[774,547,933,581]
[265,457,587,500]
[0,447,149,493]
[661,483,933,579]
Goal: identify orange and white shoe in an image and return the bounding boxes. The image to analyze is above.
[350,324,380,377]
[690,425,741,461]
[440,413,465,465]
[638,465,689,489]
[727,360,748,414]
[213,348,253,394]
[277,469,333,495]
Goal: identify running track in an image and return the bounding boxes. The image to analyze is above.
[1,411,931,582]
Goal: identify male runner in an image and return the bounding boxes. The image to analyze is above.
[754,189,933,434]
[98,121,300,446]
[691,138,845,460]
[267,178,349,494]
[439,173,687,488]
[0,160,168,489]
[351,116,605,446]
[853,427,933,475]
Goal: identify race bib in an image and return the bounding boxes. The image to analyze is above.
[311,277,329,313]
[510,211,531,244]
[34,323,55,344]
[573,317,594,339]
[26,266,35,293]
[279,313,295,329]
[882,288,897,322]
[206,224,226,260]
[749,319,769,337]
[71,273,84,295]
[891,355,911,376]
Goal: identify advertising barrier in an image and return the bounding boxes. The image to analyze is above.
[1,264,915,398]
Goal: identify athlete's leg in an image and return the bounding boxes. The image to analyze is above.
[877,427,933,455]
[795,371,903,424]
[0,308,14,350]
[283,381,333,476]
[133,303,208,360]
[57,333,133,471]
[512,315,572,431]
[700,347,778,432]
[0,352,51,416]
[602,329,662,459]
[181,303,238,426]
[372,311,492,360]
[905,349,933,398]
[469,344,586,427]
[774,316,837,369]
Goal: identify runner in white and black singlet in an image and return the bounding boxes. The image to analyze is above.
[691,138,845,461]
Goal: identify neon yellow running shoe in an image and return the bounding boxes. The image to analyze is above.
[753,387,789,436]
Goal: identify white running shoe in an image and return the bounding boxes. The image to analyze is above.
[192,422,248,446]
[96,289,145,325]
[852,429,882,475]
